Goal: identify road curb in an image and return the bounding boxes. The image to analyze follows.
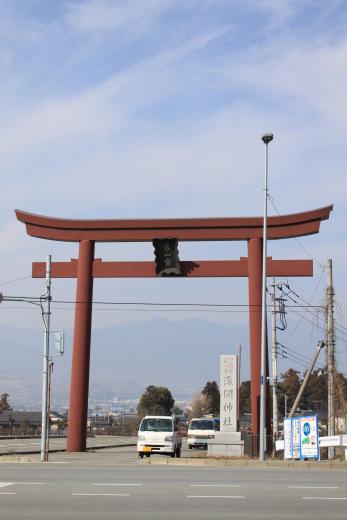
[86,443,137,451]
[0,443,136,462]
[0,455,37,463]
[145,457,347,470]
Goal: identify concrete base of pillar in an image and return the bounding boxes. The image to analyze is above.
[207,431,244,457]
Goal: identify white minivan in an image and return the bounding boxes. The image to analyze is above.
[137,416,182,458]
[187,417,220,449]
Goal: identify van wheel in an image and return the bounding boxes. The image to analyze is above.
[188,445,192,449]
[176,447,181,458]
[170,452,175,458]
[146,453,150,458]
[139,452,144,458]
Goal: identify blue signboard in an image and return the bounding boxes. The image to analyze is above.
[283,415,319,460]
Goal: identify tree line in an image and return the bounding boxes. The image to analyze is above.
[137,367,347,421]
[240,368,347,418]
[137,381,220,417]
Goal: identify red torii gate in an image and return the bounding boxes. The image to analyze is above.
[16,205,332,453]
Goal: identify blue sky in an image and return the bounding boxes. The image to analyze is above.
[0,1,347,381]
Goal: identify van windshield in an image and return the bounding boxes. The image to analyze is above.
[190,420,214,430]
[140,418,173,432]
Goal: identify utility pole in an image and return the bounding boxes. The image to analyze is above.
[288,340,325,418]
[45,359,54,456]
[0,262,54,462]
[271,279,279,441]
[326,258,335,459]
[41,255,52,462]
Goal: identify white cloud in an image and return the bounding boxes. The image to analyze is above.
[0,26,227,166]
[0,219,26,252]
[0,1,346,341]
[234,40,347,131]
[65,0,172,36]
[0,93,122,159]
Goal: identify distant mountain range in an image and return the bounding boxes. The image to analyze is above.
[1,318,248,408]
[1,316,327,410]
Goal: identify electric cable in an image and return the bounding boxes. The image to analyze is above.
[0,275,32,286]
[268,194,326,268]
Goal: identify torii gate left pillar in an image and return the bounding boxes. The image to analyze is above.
[68,240,94,451]
[15,206,332,453]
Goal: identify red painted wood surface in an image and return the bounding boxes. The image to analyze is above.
[32,258,313,278]
[16,206,333,242]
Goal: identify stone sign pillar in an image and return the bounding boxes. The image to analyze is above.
[220,354,238,432]
[207,354,244,457]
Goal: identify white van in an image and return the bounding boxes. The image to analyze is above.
[187,417,220,449]
[137,415,182,458]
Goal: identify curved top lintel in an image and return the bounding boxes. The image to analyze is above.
[15,205,333,242]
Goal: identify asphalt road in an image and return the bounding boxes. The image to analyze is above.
[0,435,137,454]
[1,445,347,519]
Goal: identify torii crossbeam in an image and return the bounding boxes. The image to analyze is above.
[16,205,332,454]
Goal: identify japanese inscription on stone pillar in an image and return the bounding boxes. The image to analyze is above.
[220,354,238,432]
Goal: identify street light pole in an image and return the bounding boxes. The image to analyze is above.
[259,132,273,461]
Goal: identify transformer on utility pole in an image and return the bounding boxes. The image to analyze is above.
[326,258,335,459]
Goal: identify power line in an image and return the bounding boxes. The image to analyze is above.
[282,269,326,342]
[0,304,325,314]
[50,299,325,308]
[268,194,326,268]
[276,346,309,370]
[0,275,31,286]
[280,280,347,345]
[0,305,262,314]
[278,343,313,364]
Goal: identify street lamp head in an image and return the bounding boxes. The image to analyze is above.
[261,133,274,144]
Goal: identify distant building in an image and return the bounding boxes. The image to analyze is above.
[0,410,66,435]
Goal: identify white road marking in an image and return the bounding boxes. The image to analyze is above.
[42,462,71,464]
[190,484,240,488]
[0,492,16,495]
[0,483,14,488]
[92,483,142,486]
[302,497,347,500]
[72,493,130,497]
[187,495,245,499]
[289,486,339,489]
[15,482,45,485]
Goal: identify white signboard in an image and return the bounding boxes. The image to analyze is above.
[283,416,320,460]
[300,416,319,460]
[220,355,238,432]
[283,418,293,459]
[292,417,301,459]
